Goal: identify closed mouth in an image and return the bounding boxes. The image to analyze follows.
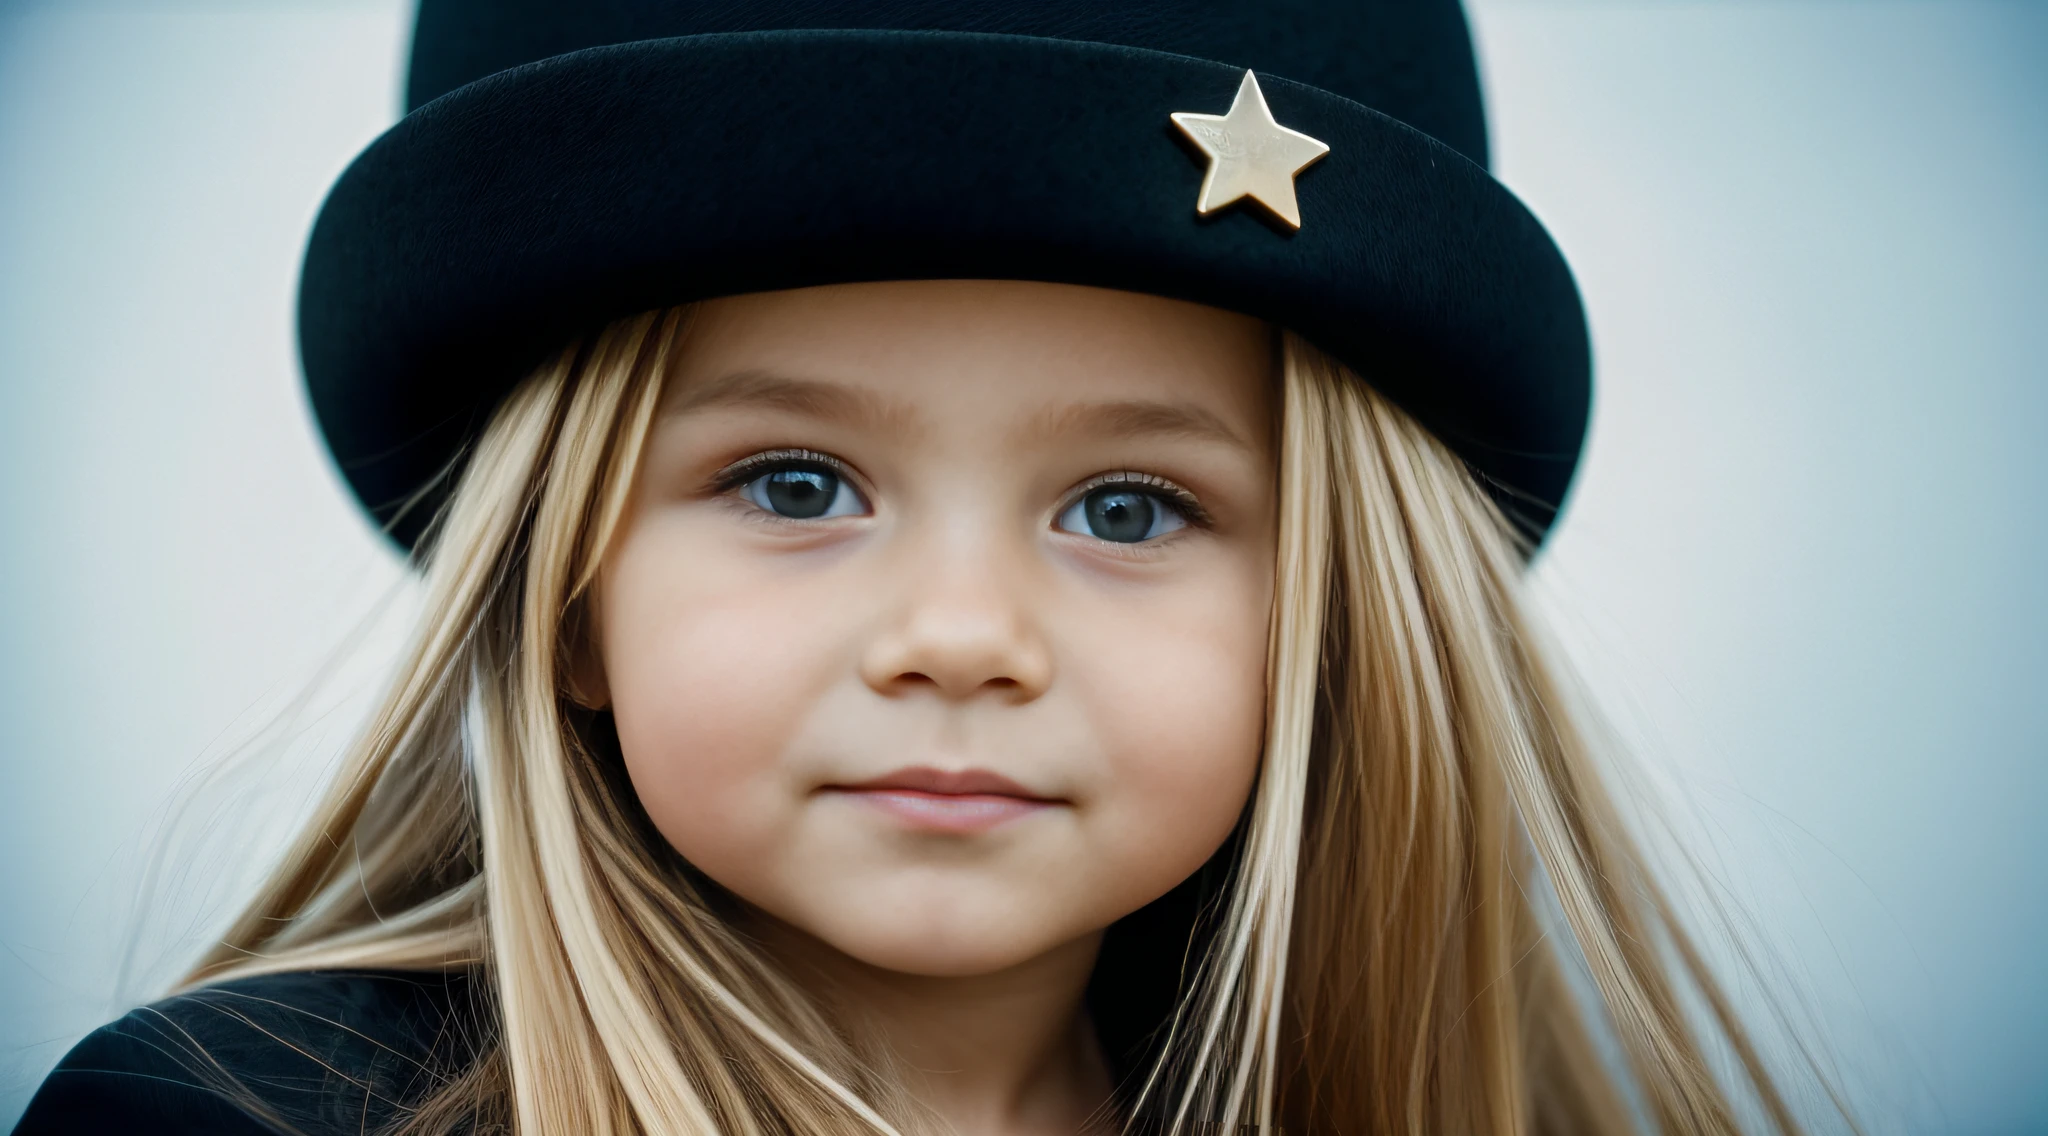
[824,766,1063,832]
[830,765,1059,801]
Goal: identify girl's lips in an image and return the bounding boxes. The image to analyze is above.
[834,788,1054,834]
[826,766,1061,834]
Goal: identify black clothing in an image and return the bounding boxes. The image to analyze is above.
[13,970,484,1136]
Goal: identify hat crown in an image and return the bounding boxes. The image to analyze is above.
[408,0,1489,165]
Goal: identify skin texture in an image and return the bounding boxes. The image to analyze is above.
[588,280,1277,1134]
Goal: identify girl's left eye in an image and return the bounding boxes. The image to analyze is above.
[736,464,868,519]
[1055,484,1191,543]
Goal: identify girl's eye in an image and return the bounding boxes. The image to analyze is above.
[1055,485,1190,543]
[738,465,867,519]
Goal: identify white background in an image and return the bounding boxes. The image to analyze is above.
[1,1,2043,1130]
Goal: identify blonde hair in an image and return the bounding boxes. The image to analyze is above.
[182,310,1827,1134]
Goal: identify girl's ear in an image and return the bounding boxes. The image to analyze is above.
[561,595,613,710]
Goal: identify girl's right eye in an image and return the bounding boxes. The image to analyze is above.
[731,461,868,520]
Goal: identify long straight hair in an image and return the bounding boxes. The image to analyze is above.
[183,309,1826,1134]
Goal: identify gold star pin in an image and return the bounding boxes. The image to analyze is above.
[1170,70,1330,231]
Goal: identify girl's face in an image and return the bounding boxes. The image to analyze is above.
[593,280,1276,977]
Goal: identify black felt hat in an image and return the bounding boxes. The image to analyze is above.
[299,0,1591,551]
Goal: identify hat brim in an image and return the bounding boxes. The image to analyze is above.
[299,28,1590,550]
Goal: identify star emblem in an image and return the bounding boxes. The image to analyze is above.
[1169,70,1330,231]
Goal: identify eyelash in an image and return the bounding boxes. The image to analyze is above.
[707,450,1213,530]
[1064,471,1215,530]
[709,448,852,493]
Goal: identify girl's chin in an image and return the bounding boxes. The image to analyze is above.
[822,937,1079,980]
[748,902,1092,980]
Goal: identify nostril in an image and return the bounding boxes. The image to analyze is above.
[861,621,1054,700]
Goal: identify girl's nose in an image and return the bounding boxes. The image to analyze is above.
[858,544,1054,704]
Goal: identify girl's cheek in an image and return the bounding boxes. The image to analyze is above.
[1067,561,1271,878]
[602,532,853,857]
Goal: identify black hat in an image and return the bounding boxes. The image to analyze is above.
[299,0,1590,551]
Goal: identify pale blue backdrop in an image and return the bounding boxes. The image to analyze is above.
[2,0,2043,1130]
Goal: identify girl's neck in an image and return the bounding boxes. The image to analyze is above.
[749,917,1116,1136]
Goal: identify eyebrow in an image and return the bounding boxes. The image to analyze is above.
[1017,397,1255,454]
[666,369,1252,455]
[663,369,919,436]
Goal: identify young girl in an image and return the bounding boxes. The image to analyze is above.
[18,2,1834,1134]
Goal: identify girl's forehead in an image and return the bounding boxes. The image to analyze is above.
[666,280,1277,426]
